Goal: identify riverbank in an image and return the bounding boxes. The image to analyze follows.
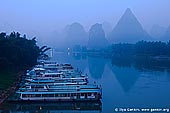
[0,71,24,105]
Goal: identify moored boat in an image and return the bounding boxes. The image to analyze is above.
[16,84,102,101]
[13,61,102,102]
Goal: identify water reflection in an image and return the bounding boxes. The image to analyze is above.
[1,52,170,112]
[73,53,87,60]
[1,101,101,113]
[52,52,87,72]
[134,56,170,72]
[112,55,170,72]
[110,65,140,92]
[88,57,107,79]
[110,55,170,93]
[110,55,170,107]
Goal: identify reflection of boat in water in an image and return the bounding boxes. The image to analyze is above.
[1,101,102,112]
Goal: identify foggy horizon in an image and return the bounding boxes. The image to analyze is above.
[1,0,170,46]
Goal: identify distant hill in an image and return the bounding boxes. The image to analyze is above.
[88,23,109,49]
[163,25,170,42]
[150,24,167,40]
[109,8,151,43]
[63,22,88,48]
[102,21,112,38]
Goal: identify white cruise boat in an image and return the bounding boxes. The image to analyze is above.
[25,78,87,85]
[26,67,88,85]
[14,61,102,102]
[43,63,73,70]
[16,84,102,101]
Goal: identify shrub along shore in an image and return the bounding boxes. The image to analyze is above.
[0,31,43,104]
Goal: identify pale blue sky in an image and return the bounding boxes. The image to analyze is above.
[0,0,170,38]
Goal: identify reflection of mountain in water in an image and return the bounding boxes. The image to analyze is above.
[112,55,170,72]
[1,101,101,112]
[109,64,140,92]
[134,56,170,72]
[110,55,170,92]
[111,55,133,68]
[109,56,140,92]
[73,53,87,60]
[88,57,107,79]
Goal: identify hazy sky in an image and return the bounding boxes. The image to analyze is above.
[0,0,170,40]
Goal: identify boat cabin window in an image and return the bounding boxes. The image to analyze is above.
[42,94,49,97]
[63,94,67,97]
[22,94,28,97]
[35,94,41,97]
[49,94,54,97]
[71,93,76,96]
[22,94,42,97]
[67,93,70,97]
[42,94,54,97]
[81,93,85,96]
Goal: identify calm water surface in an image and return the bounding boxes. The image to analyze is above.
[1,52,170,113]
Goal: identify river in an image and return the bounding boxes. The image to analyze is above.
[1,52,170,113]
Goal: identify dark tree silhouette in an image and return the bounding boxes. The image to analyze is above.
[0,32,41,70]
[111,40,170,57]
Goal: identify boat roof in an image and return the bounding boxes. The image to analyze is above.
[33,68,45,71]
[16,85,101,94]
[16,89,101,94]
[44,72,63,75]
[24,82,87,86]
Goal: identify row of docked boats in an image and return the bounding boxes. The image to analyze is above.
[15,61,102,101]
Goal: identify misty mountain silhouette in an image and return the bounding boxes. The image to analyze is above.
[109,8,151,43]
[88,23,109,49]
[102,21,112,38]
[163,25,170,41]
[150,24,167,39]
[64,22,88,48]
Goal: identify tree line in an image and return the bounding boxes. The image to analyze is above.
[111,40,170,57]
[0,32,49,71]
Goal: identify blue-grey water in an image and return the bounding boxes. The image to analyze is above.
[1,52,170,113]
